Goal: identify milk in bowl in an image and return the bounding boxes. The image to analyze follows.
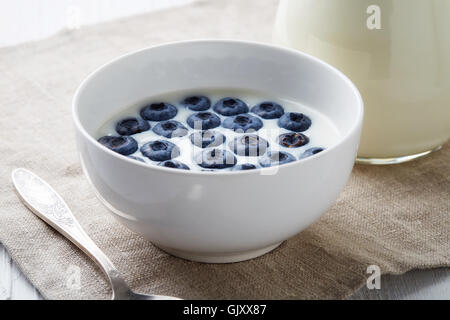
[96,89,341,171]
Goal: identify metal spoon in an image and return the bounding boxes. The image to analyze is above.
[12,168,180,300]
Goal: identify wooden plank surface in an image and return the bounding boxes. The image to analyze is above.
[0,245,42,300]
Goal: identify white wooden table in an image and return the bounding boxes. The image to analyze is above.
[1,0,449,300]
[0,246,42,300]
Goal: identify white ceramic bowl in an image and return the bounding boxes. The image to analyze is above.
[73,40,363,263]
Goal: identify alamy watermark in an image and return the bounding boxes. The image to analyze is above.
[66,265,81,290]
[66,5,81,30]
[188,121,298,176]
[366,265,381,290]
[367,5,382,30]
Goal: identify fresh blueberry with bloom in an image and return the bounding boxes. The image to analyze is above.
[115,117,150,136]
[251,101,284,119]
[140,102,177,121]
[187,112,221,130]
[233,163,257,171]
[181,95,211,111]
[222,114,263,132]
[97,136,138,156]
[189,130,226,149]
[213,97,249,116]
[152,120,188,138]
[259,151,296,168]
[158,160,190,170]
[195,148,237,169]
[278,132,309,148]
[127,156,146,163]
[140,140,180,161]
[228,134,269,157]
[299,147,325,159]
[278,112,312,132]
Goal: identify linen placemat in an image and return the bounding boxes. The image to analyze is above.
[0,0,449,300]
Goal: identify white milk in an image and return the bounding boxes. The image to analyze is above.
[97,88,341,171]
[274,0,450,161]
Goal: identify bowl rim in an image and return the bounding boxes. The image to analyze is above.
[72,39,364,176]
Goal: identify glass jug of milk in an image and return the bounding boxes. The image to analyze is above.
[274,0,450,164]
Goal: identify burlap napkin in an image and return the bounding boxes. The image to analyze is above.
[0,0,449,300]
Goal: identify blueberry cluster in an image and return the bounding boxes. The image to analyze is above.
[97,95,326,171]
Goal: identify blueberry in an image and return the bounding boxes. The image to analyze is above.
[158,160,190,170]
[222,114,263,132]
[98,136,138,156]
[278,112,312,132]
[228,134,269,157]
[195,148,237,169]
[181,95,211,111]
[189,130,226,148]
[115,117,150,136]
[213,97,249,116]
[128,156,145,163]
[251,101,284,119]
[152,120,188,138]
[299,147,325,159]
[278,132,309,148]
[140,102,177,121]
[259,151,296,168]
[234,163,257,171]
[140,140,180,161]
[187,112,221,130]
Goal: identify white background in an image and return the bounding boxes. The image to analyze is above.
[0,0,192,47]
[0,0,448,300]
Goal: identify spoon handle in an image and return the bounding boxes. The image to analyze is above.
[11,168,129,294]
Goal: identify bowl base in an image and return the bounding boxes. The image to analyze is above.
[155,242,283,263]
